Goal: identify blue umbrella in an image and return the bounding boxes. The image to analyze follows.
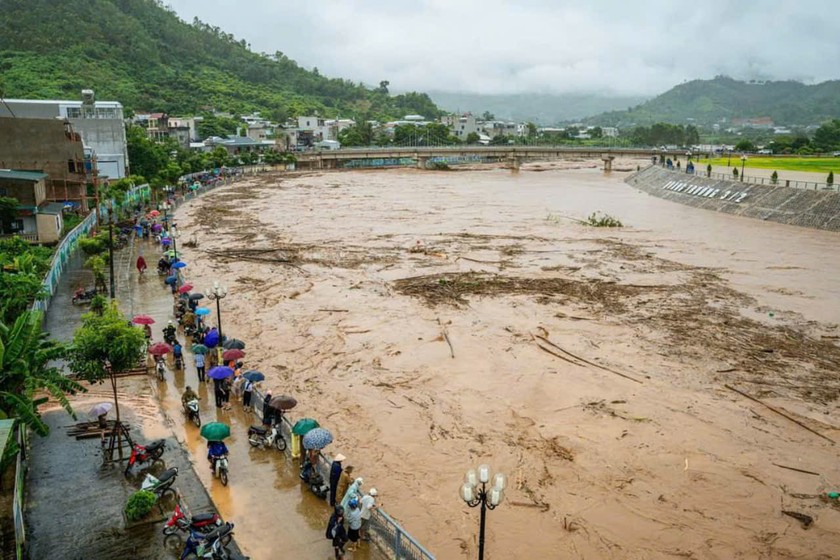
[161,238,172,246]
[204,329,220,348]
[302,427,334,450]
[207,366,234,380]
[133,224,143,232]
[243,371,265,383]
[195,307,211,316]
[164,275,178,285]
[172,261,187,269]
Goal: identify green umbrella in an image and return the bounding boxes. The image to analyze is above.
[292,418,320,436]
[191,344,208,354]
[200,422,231,441]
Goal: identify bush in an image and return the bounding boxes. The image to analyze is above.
[771,171,779,184]
[828,171,834,186]
[584,212,623,228]
[125,490,157,521]
[78,236,106,256]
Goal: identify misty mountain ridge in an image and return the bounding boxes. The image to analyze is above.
[586,76,840,127]
[429,91,647,124]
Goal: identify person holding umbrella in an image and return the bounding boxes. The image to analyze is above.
[262,390,273,426]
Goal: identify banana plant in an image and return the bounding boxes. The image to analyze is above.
[0,311,84,435]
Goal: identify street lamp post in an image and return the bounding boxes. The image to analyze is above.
[207,281,228,363]
[108,201,116,299]
[727,150,732,167]
[740,155,747,182]
[460,464,506,560]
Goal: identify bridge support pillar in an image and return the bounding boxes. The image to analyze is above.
[508,156,521,171]
[601,155,615,172]
[416,156,428,170]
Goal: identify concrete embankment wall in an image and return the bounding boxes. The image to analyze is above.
[626,166,840,232]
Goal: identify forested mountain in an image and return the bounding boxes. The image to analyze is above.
[588,76,840,127]
[429,91,647,125]
[0,0,440,121]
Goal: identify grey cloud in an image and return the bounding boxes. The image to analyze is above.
[166,0,840,95]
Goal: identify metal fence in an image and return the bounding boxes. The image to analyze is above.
[251,390,435,560]
[12,424,26,560]
[663,165,839,192]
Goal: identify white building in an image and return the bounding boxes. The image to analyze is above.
[0,90,129,179]
[441,113,479,139]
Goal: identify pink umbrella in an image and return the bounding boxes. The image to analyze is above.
[178,284,194,294]
[148,210,160,217]
[132,315,155,325]
[222,349,245,361]
[148,342,173,356]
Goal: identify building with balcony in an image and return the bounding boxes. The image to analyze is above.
[0,170,64,244]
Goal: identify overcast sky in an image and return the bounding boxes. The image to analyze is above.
[166,0,840,96]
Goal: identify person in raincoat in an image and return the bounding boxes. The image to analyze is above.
[136,254,147,275]
[340,476,363,510]
[335,465,353,507]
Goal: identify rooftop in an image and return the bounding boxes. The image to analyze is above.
[0,169,49,182]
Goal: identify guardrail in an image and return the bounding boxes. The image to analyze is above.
[659,165,839,193]
[251,389,435,560]
[12,423,27,560]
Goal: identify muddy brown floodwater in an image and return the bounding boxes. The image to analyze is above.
[172,163,840,559]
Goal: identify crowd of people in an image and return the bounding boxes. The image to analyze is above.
[136,175,382,559]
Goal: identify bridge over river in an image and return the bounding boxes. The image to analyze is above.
[294,145,667,171]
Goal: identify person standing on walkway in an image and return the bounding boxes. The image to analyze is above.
[220,377,232,410]
[345,499,362,552]
[136,254,147,275]
[335,466,354,510]
[360,488,377,541]
[327,508,348,560]
[194,352,206,383]
[213,378,224,409]
[262,390,273,426]
[341,477,363,510]
[329,454,346,507]
[242,378,254,411]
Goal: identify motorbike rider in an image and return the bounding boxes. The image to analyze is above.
[157,256,169,274]
[173,341,183,369]
[207,440,229,472]
[163,320,177,344]
[181,385,199,409]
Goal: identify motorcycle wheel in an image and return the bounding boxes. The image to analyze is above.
[274,436,287,451]
[192,413,201,427]
[220,468,228,486]
[151,447,165,461]
[162,524,179,536]
[247,436,261,448]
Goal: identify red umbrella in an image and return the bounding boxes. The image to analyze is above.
[222,349,245,361]
[148,210,160,217]
[178,283,194,294]
[132,315,155,325]
[148,342,173,356]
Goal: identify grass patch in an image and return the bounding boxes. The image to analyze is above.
[706,156,840,174]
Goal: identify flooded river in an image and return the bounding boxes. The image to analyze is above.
[165,164,840,559]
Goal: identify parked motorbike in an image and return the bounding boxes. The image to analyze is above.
[163,500,221,536]
[184,399,201,427]
[142,467,179,499]
[125,439,166,475]
[72,287,98,305]
[210,454,229,487]
[247,424,286,451]
[299,463,329,499]
[181,522,235,560]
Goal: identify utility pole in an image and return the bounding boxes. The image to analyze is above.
[108,200,115,299]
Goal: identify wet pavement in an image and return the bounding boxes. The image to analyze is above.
[30,222,383,559]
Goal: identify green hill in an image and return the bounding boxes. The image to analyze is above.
[0,0,440,121]
[588,76,840,127]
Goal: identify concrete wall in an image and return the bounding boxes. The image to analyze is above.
[35,212,62,244]
[71,119,128,179]
[0,118,89,209]
[626,166,840,232]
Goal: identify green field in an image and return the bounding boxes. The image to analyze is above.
[706,156,840,174]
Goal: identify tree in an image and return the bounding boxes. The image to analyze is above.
[734,140,757,152]
[67,303,146,458]
[828,171,834,186]
[771,170,779,184]
[465,132,480,144]
[812,119,840,151]
[733,167,739,178]
[590,127,603,139]
[0,196,17,234]
[0,311,83,435]
[85,255,107,293]
[377,81,390,94]
[707,164,712,177]
[526,122,538,138]
[481,111,495,121]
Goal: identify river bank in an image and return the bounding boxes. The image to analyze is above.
[170,166,840,558]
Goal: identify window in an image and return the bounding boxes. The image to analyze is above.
[68,160,78,173]
[0,187,6,195]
